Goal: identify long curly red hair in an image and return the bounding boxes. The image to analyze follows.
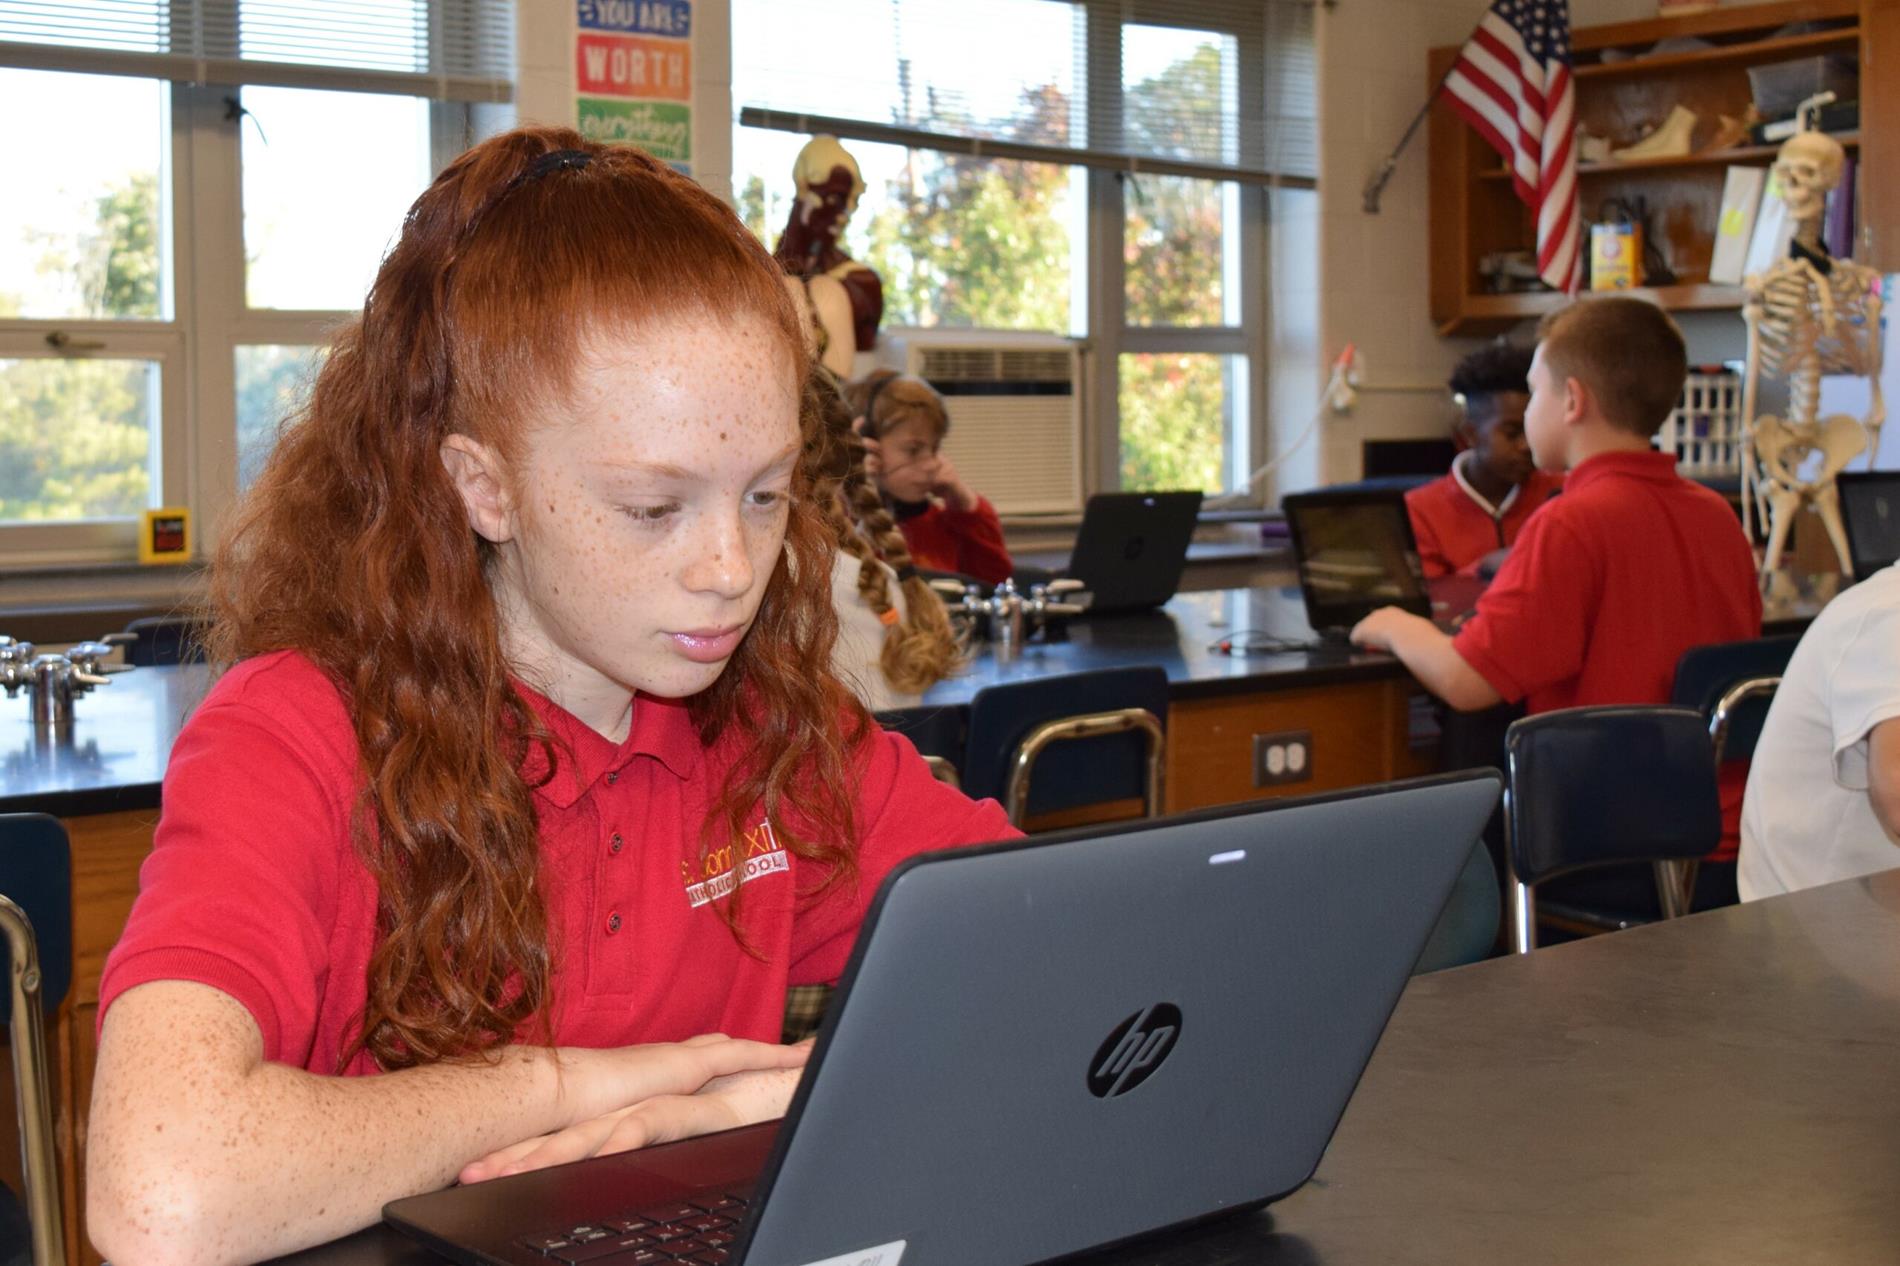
[207,127,866,1071]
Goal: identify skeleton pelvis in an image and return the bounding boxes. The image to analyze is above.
[1754,413,1867,488]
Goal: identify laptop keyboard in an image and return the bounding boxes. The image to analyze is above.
[516,1190,752,1265]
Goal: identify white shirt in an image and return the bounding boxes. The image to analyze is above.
[1738,562,1900,900]
[828,550,919,714]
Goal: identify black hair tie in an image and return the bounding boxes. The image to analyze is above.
[894,564,919,583]
[506,149,595,195]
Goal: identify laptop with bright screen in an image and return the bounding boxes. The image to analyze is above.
[385,772,1500,1266]
[1282,488,1433,634]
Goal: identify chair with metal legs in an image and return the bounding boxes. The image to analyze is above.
[0,815,72,1266]
[960,667,1169,830]
[1503,707,1721,953]
[1664,635,1800,909]
[874,704,969,789]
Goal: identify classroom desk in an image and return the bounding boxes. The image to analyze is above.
[264,868,1900,1265]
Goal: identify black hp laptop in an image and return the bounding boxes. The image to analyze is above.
[1064,491,1204,614]
[1836,471,1900,579]
[385,772,1500,1266]
[1282,488,1432,636]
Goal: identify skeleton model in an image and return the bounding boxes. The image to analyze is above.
[1741,101,1884,576]
[773,136,884,378]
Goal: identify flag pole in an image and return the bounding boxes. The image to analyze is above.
[1362,61,1461,214]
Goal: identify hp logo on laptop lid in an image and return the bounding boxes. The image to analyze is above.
[1089,1003,1182,1098]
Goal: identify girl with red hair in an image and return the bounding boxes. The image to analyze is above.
[86,128,1011,1264]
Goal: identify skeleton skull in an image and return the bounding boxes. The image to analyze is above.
[1773,130,1846,226]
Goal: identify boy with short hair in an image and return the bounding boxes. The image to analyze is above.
[1353,297,1761,717]
[1407,341,1565,579]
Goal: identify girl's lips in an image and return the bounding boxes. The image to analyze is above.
[669,625,745,663]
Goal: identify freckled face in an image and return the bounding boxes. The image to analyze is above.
[491,311,801,722]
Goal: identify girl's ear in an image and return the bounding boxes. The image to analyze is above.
[440,434,516,544]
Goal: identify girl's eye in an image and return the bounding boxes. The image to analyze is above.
[620,503,680,525]
[748,489,790,511]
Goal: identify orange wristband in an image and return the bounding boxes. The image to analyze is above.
[877,606,901,626]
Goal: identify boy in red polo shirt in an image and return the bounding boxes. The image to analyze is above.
[1352,298,1760,863]
[1352,296,1758,712]
[1406,341,1564,579]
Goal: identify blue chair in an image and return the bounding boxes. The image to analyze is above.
[875,704,968,788]
[1663,635,1801,910]
[1671,635,1800,765]
[0,815,72,1266]
[1504,707,1720,952]
[122,614,207,667]
[961,668,1168,828]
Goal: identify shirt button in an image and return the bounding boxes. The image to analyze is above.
[606,912,622,934]
[606,771,618,785]
[609,832,624,855]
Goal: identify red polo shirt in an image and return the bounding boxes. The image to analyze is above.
[1451,450,1761,857]
[894,495,1013,584]
[1405,458,1564,579]
[1453,450,1760,712]
[100,652,1014,1075]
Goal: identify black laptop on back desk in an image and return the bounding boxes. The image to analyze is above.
[1837,471,1900,579]
[384,773,1500,1266]
[1063,491,1203,614]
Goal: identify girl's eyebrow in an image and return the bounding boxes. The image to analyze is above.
[599,445,800,482]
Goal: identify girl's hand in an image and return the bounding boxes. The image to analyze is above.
[859,432,884,481]
[929,453,978,513]
[459,1038,809,1183]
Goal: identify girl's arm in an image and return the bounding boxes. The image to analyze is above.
[86,980,808,1266]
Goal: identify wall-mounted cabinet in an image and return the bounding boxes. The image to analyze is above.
[1429,0,1897,335]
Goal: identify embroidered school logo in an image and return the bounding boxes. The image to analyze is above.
[681,819,790,908]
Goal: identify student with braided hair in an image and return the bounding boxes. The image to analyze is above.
[844,369,1015,585]
[808,369,961,710]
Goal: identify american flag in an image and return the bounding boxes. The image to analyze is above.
[1442,0,1580,293]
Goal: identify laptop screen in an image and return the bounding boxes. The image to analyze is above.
[1838,472,1900,578]
[1283,491,1430,629]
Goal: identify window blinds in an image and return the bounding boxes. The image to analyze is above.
[0,0,514,101]
[735,0,1315,187]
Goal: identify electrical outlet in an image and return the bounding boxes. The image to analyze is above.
[1253,729,1314,787]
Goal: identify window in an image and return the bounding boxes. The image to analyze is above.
[732,0,1085,335]
[732,0,1315,509]
[0,1,513,565]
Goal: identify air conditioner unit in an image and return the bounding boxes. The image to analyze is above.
[876,328,1083,516]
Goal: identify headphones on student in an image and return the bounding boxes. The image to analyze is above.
[856,373,896,437]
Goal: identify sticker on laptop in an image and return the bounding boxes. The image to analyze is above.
[797,1240,906,1266]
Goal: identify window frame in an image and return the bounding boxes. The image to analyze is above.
[0,70,486,567]
[1085,3,1272,502]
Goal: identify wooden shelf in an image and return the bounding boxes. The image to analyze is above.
[1573,27,1858,79]
[1429,0,1897,333]
[1475,133,1861,181]
[1438,284,1748,339]
[1571,0,1857,53]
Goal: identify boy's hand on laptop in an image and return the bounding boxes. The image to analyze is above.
[1349,606,1430,653]
[458,1036,809,1184]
